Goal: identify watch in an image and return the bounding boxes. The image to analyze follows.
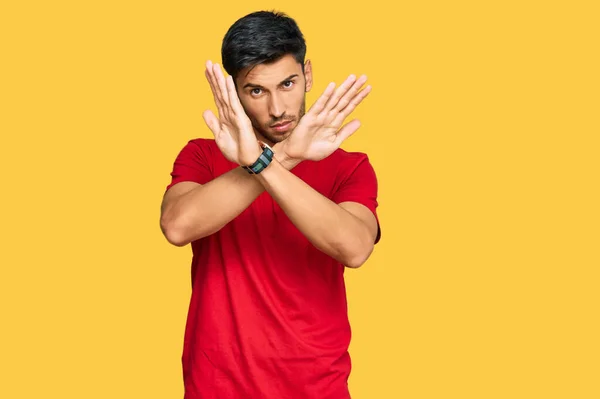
[242,141,275,174]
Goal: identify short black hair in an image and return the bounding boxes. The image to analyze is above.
[221,11,307,79]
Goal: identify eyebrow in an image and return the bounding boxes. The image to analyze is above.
[243,74,299,90]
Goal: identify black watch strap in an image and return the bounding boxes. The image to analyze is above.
[242,142,274,174]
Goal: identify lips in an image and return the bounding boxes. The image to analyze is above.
[271,121,293,128]
[271,120,293,132]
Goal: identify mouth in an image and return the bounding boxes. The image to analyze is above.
[270,120,294,133]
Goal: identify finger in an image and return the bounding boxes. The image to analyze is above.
[225,75,244,116]
[333,85,372,125]
[334,119,361,146]
[202,109,220,138]
[334,74,368,113]
[322,74,357,112]
[212,63,231,110]
[206,61,223,106]
[205,61,225,117]
[307,82,336,114]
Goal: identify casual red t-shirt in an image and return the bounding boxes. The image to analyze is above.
[165,138,381,399]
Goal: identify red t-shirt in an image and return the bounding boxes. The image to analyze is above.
[165,138,381,399]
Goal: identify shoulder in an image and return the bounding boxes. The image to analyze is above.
[300,148,378,190]
[175,138,220,160]
[330,147,371,162]
[325,147,375,173]
[186,137,218,151]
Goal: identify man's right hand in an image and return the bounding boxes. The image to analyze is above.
[202,60,263,166]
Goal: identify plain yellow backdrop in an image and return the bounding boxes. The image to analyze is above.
[1,0,598,398]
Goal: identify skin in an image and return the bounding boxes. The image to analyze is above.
[160,55,378,268]
[234,55,311,146]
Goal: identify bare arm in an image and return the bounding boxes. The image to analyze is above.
[251,73,378,267]
[160,149,298,246]
[255,157,378,268]
[160,61,378,265]
[160,60,298,246]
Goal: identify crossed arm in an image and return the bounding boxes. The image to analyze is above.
[160,61,378,268]
[160,148,378,268]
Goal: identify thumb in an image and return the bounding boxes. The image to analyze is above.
[335,119,361,146]
[202,110,220,137]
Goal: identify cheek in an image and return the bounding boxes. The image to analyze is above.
[240,100,265,121]
[292,93,305,114]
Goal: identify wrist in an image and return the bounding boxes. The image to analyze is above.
[273,142,302,170]
[240,141,274,175]
[240,143,263,167]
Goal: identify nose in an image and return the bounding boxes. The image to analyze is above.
[268,92,285,119]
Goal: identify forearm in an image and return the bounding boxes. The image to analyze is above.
[255,159,373,268]
[162,150,299,246]
[162,167,263,245]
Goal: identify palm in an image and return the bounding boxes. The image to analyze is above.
[202,60,261,166]
[212,123,241,163]
[282,74,371,162]
[290,115,340,161]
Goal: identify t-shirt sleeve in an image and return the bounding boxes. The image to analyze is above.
[165,139,214,192]
[332,155,382,244]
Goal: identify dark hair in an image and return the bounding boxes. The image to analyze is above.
[221,11,306,79]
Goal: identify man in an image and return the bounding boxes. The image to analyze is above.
[160,10,381,399]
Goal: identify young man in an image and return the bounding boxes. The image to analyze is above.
[160,10,381,399]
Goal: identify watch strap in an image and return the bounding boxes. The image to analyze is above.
[242,142,274,174]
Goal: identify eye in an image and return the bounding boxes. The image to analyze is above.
[282,80,294,89]
[250,88,263,96]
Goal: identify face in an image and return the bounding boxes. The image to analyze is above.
[234,54,313,145]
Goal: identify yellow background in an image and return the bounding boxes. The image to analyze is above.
[1,0,598,398]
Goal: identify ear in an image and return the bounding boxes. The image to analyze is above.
[304,59,313,92]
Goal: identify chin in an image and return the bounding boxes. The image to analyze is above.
[263,129,293,144]
[278,131,295,142]
[266,134,287,144]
